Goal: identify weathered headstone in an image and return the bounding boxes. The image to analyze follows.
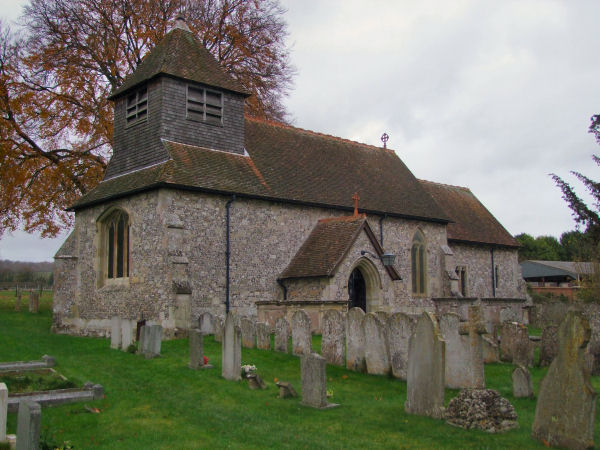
[110,316,122,350]
[458,306,486,388]
[14,291,21,312]
[532,310,597,449]
[375,311,389,325]
[247,374,267,390]
[321,310,345,366]
[539,325,559,367]
[16,400,41,450]
[346,307,366,372]
[276,381,298,399]
[291,310,312,356]
[139,325,162,358]
[222,313,242,381]
[274,317,290,353]
[439,313,472,389]
[405,312,445,419]
[300,353,338,409]
[363,313,390,375]
[189,328,213,370]
[0,383,6,442]
[198,312,215,335]
[512,365,533,398]
[240,317,256,349]
[482,335,500,363]
[28,291,39,313]
[387,313,415,380]
[120,319,135,351]
[214,316,224,343]
[255,323,272,350]
[500,322,532,365]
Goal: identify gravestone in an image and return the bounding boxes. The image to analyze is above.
[405,312,445,419]
[16,400,41,450]
[512,365,533,398]
[0,383,6,442]
[539,325,559,367]
[387,313,415,380]
[222,313,242,381]
[532,310,597,449]
[110,316,122,349]
[276,381,298,399]
[500,322,532,365]
[482,335,500,363]
[240,317,256,349]
[292,310,312,356]
[198,312,215,335]
[346,307,366,372]
[247,373,267,390]
[28,291,39,313]
[120,319,135,351]
[458,306,486,388]
[300,353,339,409]
[275,317,290,353]
[439,313,472,389]
[189,328,212,369]
[514,335,535,368]
[321,310,345,366]
[214,316,224,343]
[140,325,162,358]
[375,311,389,325]
[363,313,390,375]
[14,292,21,312]
[255,323,272,350]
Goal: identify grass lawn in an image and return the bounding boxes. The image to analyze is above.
[0,290,598,449]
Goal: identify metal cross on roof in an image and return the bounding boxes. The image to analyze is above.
[381,133,389,149]
[352,192,360,217]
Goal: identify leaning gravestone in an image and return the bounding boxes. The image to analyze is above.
[189,329,212,370]
[291,310,312,356]
[110,316,122,349]
[0,383,6,442]
[387,313,415,380]
[539,325,559,367]
[240,317,256,349]
[363,313,390,375]
[512,365,533,398]
[214,316,224,343]
[300,353,339,409]
[439,313,472,389]
[405,312,445,419]
[16,400,41,450]
[321,310,345,366]
[346,307,366,372]
[255,323,272,350]
[222,313,242,381]
[532,310,597,449]
[275,317,290,353]
[198,312,215,335]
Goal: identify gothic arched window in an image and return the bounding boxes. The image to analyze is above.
[102,209,130,280]
[411,231,427,295]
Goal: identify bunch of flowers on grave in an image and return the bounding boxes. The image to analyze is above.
[203,355,209,365]
[241,364,257,378]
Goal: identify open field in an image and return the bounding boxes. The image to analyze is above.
[0,291,598,449]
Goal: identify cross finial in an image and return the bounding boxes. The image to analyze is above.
[381,133,389,149]
[352,192,360,217]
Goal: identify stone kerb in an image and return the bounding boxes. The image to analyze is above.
[532,310,597,449]
[346,308,366,372]
[222,313,242,381]
[321,310,345,366]
[387,313,415,380]
[439,313,472,389]
[0,383,6,442]
[539,325,559,367]
[198,312,215,335]
[240,317,256,349]
[275,317,290,353]
[363,313,390,376]
[110,317,122,349]
[292,310,312,356]
[256,323,272,350]
[405,312,445,419]
[16,400,41,450]
[300,353,339,409]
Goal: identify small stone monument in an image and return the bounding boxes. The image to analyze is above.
[198,312,215,335]
[16,400,41,450]
[255,323,272,350]
[346,307,366,372]
[247,374,267,390]
[539,325,559,367]
[275,316,290,353]
[292,310,312,356]
[110,316,122,349]
[222,313,242,381]
[457,305,486,388]
[189,328,213,370]
[387,313,415,380]
[240,317,256,348]
[512,365,533,398]
[276,381,298,399]
[0,383,7,442]
[445,389,518,433]
[405,312,445,419]
[28,291,39,314]
[300,353,339,409]
[214,316,224,343]
[532,310,597,449]
[321,310,345,366]
[363,313,390,375]
[120,319,135,351]
[139,325,162,358]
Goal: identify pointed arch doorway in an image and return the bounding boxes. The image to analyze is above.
[348,267,367,311]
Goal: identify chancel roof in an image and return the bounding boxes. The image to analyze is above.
[419,180,519,248]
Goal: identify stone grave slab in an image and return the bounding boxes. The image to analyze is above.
[346,307,366,372]
[255,323,272,350]
[222,313,242,381]
[300,353,339,409]
[275,317,290,353]
[292,310,312,356]
[240,317,256,349]
[321,310,345,366]
[363,313,390,375]
[387,313,415,380]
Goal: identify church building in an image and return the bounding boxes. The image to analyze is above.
[53,18,526,337]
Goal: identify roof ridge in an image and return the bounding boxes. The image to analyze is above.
[245,115,395,154]
[318,215,366,224]
[419,179,471,192]
[161,138,250,158]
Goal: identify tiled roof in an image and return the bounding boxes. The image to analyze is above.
[109,27,249,99]
[279,216,400,280]
[419,180,519,247]
[71,118,451,224]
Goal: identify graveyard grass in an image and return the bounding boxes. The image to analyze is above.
[0,292,599,449]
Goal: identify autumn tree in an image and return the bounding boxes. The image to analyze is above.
[0,0,294,237]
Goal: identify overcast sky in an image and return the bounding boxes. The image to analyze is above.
[1,0,599,261]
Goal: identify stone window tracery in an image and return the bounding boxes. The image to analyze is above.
[411,230,427,295]
[102,209,130,280]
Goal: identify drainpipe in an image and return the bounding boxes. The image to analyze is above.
[277,278,288,301]
[379,214,387,247]
[491,247,496,298]
[225,195,236,313]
